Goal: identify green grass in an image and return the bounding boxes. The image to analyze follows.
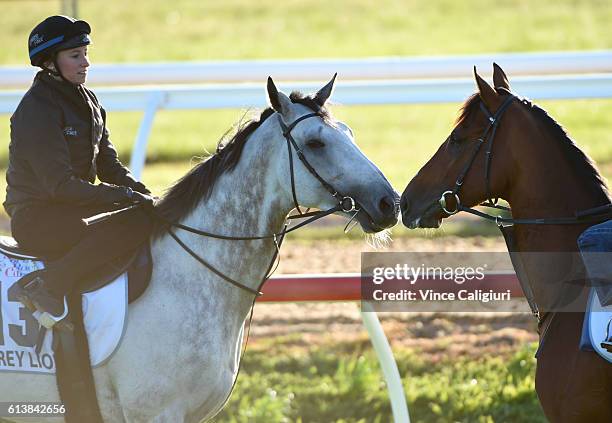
[1,0,612,64]
[1,99,610,198]
[0,334,542,423]
[213,338,543,422]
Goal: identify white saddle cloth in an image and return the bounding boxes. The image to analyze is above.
[584,288,612,364]
[0,253,127,375]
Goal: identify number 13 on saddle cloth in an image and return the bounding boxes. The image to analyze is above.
[0,251,127,374]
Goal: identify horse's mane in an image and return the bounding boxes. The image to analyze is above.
[153,91,331,231]
[455,92,609,201]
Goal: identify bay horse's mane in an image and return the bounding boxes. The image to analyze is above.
[455,92,609,201]
[153,92,331,230]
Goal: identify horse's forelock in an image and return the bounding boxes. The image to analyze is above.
[454,93,481,127]
[289,91,332,122]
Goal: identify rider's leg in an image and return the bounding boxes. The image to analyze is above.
[11,203,116,316]
[10,203,113,257]
[578,219,612,306]
[12,204,153,316]
[42,206,153,298]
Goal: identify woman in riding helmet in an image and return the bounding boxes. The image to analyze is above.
[6,15,154,323]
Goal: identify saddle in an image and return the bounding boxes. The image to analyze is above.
[0,235,152,303]
[0,235,153,423]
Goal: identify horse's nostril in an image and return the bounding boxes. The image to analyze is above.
[379,195,396,216]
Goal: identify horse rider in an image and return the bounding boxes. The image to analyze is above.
[5,15,154,323]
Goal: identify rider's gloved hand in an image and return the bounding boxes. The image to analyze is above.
[131,181,151,195]
[130,189,156,209]
[113,186,155,208]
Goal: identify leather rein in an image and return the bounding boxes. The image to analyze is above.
[438,93,612,227]
[162,110,359,297]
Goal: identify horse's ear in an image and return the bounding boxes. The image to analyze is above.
[492,63,510,91]
[473,66,498,108]
[314,73,337,106]
[267,76,292,115]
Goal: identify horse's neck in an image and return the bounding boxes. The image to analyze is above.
[506,133,609,252]
[503,128,610,311]
[152,124,291,320]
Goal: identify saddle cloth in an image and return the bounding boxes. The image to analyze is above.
[0,252,127,375]
[580,288,612,364]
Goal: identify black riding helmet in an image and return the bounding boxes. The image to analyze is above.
[28,15,91,68]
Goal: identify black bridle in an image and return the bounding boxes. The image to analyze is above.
[277,112,358,216]
[438,94,612,226]
[162,110,359,297]
[435,93,612,323]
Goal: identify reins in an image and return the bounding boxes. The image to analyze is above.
[157,110,359,297]
[456,202,612,227]
[84,109,359,297]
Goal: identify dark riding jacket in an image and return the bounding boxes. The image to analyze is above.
[4,70,146,216]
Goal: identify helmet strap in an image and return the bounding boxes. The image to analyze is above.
[42,53,74,85]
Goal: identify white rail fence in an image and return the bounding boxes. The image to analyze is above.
[1,50,612,87]
[3,74,612,113]
[2,51,612,177]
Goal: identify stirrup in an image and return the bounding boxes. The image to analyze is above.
[14,274,43,312]
[31,297,72,331]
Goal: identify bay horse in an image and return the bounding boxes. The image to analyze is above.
[400,64,611,422]
[0,75,399,422]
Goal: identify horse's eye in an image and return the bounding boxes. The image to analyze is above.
[306,139,325,149]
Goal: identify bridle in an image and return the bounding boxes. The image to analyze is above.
[439,94,514,217]
[438,93,612,226]
[435,91,612,323]
[277,112,358,217]
[161,109,360,297]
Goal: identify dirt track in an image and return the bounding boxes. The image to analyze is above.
[253,235,539,357]
[275,235,507,274]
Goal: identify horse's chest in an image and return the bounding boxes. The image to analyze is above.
[113,307,241,418]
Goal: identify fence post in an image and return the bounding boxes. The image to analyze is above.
[361,302,410,423]
[130,91,165,179]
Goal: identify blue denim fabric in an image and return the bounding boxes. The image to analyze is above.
[578,219,612,306]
